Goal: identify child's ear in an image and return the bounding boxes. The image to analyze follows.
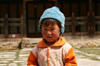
[59,31,61,35]
[60,33,61,35]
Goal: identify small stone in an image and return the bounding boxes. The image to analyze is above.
[8,63,17,66]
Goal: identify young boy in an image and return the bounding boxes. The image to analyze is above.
[27,6,77,66]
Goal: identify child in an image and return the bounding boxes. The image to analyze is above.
[27,6,77,66]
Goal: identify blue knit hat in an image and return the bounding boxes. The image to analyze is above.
[38,6,65,35]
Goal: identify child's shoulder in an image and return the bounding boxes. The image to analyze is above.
[62,42,72,50]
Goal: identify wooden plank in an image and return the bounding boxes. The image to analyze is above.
[21,15,24,37]
[0,18,5,21]
[0,34,5,38]
[8,18,21,21]
[65,22,71,25]
[5,14,8,38]
[76,16,87,20]
[61,32,72,36]
[25,0,34,2]
[23,0,27,37]
[65,17,71,20]
[71,13,76,36]
[8,23,20,26]
[75,32,87,36]
[0,18,21,21]
[48,0,56,1]
[62,32,88,36]
[65,21,87,25]
[95,21,100,24]
[95,16,100,19]
[66,16,100,20]
[66,17,87,21]
[8,34,22,38]
[95,31,100,35]
[0,23,4,26]
[77,21,87,25]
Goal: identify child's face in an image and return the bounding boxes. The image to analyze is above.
[41,19,60,43]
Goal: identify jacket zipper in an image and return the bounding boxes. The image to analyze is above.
[47,47,50,66]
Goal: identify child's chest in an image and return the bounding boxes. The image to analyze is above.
[37,47,63,64]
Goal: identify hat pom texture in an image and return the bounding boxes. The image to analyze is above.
[39,6,65,35]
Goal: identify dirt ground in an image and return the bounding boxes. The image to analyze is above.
[0,36,100,66]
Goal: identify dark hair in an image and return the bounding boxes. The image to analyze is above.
[40,18,61,30]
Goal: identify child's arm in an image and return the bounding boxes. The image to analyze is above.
[65,48,77,66]
[27,51,38,66]
[27,47,38,66]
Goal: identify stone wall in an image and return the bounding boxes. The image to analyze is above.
[0,36,100,49]
[64,36,100,48]
[21,36,100,48]
[0,38,21,49]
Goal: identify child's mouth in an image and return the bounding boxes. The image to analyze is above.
[47,36,52,38]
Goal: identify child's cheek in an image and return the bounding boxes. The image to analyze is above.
[52,30,60,36]
[42,31,46,36]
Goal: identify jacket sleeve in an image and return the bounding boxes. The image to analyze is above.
[65,48,77,66]
[27,47,38,66]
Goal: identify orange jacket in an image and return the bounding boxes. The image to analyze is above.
[27,37,77,66]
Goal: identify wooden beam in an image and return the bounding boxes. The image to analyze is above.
[0,18,5,21]
[25,0,34,2]
[71,13,76,36]
[55,0,58,6]
[5,14,8,38]
[89,0,95,37]
[0,5,1,18]
[8,18,21,21]
[0,23,4,26]
[21,14,24,38]
[49,0,58,6]
[48,0,56,1]
[8,23,21,26]
[23,0,27,37]
[34,4,37,37]
[89,0,92,17]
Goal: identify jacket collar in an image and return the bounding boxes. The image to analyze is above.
[37,37,66,48]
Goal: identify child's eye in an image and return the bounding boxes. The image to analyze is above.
[51,29,54,30]
[44,29,47,30]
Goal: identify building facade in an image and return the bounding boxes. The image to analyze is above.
[0,0,100,38]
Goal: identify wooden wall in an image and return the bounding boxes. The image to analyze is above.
[0,0,100,37]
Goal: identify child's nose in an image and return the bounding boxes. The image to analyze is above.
[47,31,52,34]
